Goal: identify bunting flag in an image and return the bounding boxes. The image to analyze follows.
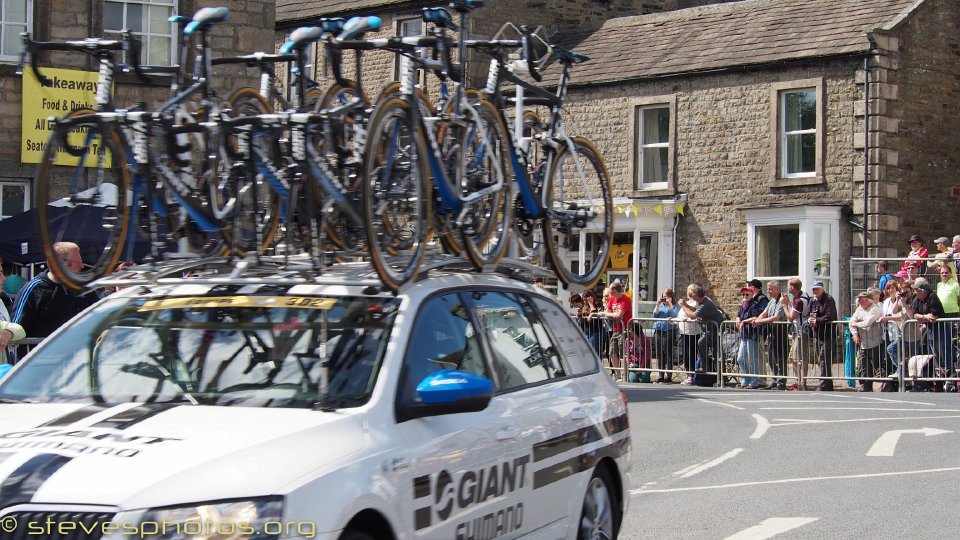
[652,204,664,216]
[675,202,686,216]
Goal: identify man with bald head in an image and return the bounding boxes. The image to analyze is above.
[12,242,100,339]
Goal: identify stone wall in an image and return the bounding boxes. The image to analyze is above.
[871,0,960,256]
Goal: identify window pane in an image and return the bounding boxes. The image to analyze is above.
[642,147,667,184]
[148,35,169,65]
[127,3,143,32]
[755,225,799,277]
[6,0,28,23]
[784,90,815,132]
[399,294,488,407]
[786,132,815,174]
[3,23,28,56]
[148,5,172,33]
[642,107,669,144]
[2,184,26,217]
[470,291,555,389]
[813,223,831,278]
[104,2,124,31]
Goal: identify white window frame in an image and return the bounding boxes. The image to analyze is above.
[636,105,670,189]
[628,95,675,196]
[0,180,30,219]
[103,0,177,66]
[0,0,33,62]
[770,78,824,185]
[393,15,425,83]
[744,205,841,297]
[780,88,816,178]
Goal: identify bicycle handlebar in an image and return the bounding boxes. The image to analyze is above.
[20,31,152,87]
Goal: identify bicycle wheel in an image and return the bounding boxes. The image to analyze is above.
[224,88,282,255]
[36,110,131,290]
[543,136,613,287]
[512,111,548,264]
[317,81,370,253]
[457,98,512,270]
[362,98,431,291]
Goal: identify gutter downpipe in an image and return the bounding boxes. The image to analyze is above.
[863,53,870,259]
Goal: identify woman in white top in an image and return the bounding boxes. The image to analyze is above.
[878,280,903,377]
[671,294,702,383]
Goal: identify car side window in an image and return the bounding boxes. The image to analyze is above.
[531,296,600,375]
[397,293,488,408]
[468,291,565,390]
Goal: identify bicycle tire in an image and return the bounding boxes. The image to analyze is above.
[458,97,513,271]
[362,97,431,291]
[36,109,131,290]
[316,81,370,253]
[512,110,548,264]
[543,136,613,287]
[225,88,282,255]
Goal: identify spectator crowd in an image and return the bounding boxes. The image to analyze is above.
[571,233,960,392]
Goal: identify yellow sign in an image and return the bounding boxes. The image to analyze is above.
[610,243,633,270]
[21,66,110,166]
[139,296,338,311]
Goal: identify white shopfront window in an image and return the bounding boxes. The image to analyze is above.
[745,206,841,296]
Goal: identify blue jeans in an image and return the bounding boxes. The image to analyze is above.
[886,338,900,374]
[737,338,760,387]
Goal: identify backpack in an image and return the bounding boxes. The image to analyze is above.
[797,292,813,335]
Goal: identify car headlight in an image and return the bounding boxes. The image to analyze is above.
[108,497,286,540]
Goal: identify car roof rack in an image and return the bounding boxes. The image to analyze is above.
[88,253,557,292]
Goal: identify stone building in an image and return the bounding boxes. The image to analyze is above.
[0,0,276,219]
[554,0,959,314]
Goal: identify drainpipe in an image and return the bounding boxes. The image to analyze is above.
[863,39,876,258]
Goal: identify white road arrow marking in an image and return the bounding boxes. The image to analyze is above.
[672,448,743,479]
[866,427,952,457]
[724,517,819,539]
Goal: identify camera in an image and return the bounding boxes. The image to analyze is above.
[898,291,909,298]
[659,296,667,302]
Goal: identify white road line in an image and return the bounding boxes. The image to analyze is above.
[772,415,960,426]
[826,393,935,405]
[759,407,960,412]
[724,517,819,540]
[697,398,743,410]
[630,466,960,495]
[750,414,770,439]
[673,448,744,479]
[730,400,866,403]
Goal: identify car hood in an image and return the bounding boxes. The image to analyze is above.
[0,402,367,510]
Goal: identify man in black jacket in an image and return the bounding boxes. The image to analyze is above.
[807,281,838,391]
[12,242,100,339]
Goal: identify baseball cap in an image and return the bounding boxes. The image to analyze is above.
[895,270,910,279]
[856,290,873,300]
[2,275,25,296]
[911,277,932,290]
[739,286,752,294]
[811,281,825,289]
[936,236,950,244]
[747,279,763,289]
[908,234,923,243]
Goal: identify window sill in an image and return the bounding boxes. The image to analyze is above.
[630,187,675,199]
[770,176,824,188]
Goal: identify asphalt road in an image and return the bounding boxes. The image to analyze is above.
[620,384,960,539]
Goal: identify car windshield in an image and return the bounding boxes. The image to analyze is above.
[0,293,399,408]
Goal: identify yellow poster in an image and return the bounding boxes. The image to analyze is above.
[610,243,633,270]
[20,67,110,166]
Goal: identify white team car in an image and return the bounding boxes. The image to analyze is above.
[0,263,631,540]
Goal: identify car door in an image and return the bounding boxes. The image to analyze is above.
[464,290,581,535]
[394,291,525,540]
[531,294,632,533]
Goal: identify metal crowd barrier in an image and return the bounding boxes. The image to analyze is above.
[3,337,43,365]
